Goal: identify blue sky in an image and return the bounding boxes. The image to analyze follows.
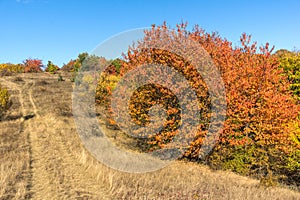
[1,0,300,67]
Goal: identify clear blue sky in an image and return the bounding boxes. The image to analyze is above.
[1,0,300,67]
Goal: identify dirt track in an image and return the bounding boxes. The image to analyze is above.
[0,74,111,199]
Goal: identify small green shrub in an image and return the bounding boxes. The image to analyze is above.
[45,61,60,74]
[57,74,64,81]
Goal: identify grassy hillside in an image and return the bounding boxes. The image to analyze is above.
[0,73,299,199]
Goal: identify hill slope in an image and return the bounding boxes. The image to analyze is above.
[0,73,299,200]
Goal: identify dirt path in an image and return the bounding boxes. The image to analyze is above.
[1,74,111,199]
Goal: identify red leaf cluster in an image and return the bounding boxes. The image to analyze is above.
[23,58,43,73]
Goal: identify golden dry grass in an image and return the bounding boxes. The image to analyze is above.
[0,79,31,200]
[0,73,299,199]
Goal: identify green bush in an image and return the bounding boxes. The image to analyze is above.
[205,143,300,188]
[45,61,60,74]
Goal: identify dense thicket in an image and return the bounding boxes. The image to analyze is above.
[97,23,300,187]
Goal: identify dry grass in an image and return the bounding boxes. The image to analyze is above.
[0,81,31,200]
[0,73,299,199]
[0,120,31,200]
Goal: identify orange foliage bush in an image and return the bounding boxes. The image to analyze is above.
[93,24,300,185]
[119,23,299,153]
[23,58,43,73]
[98,22,300,186]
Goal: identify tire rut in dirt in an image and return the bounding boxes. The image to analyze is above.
[23,75,111,199]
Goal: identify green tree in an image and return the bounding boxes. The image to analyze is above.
[45,61,59,74]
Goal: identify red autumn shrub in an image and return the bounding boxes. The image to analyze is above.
[23,58,43,73]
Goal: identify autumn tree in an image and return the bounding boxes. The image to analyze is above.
[61,53,89,72]
[23,58,43,73]
[98,22,300,186]
[61,59,76,72]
